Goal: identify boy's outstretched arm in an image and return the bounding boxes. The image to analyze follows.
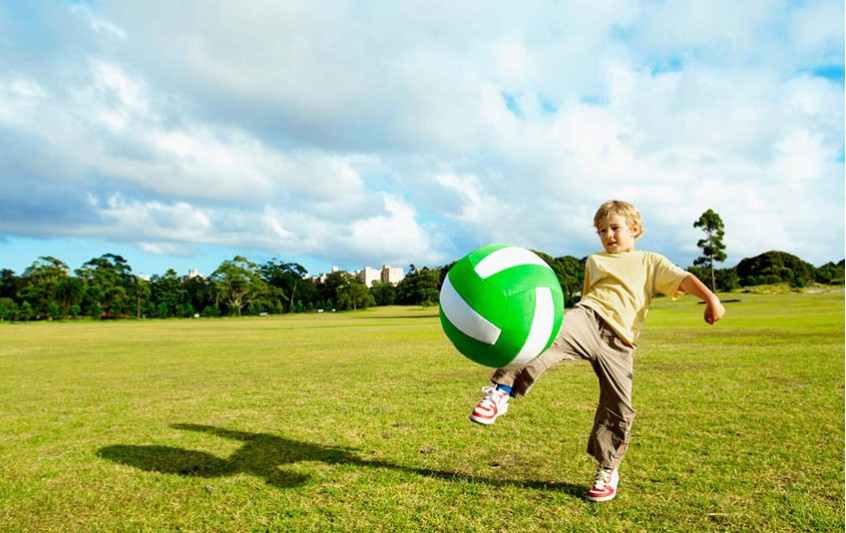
[679,274,726,325]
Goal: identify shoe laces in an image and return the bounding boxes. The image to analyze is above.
[593,467,614,488]
[480,386,506,404]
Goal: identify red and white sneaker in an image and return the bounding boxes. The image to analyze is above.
[469,386,509,425]
[587,466,619,502]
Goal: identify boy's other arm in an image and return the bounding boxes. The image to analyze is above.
[679,274,726,325]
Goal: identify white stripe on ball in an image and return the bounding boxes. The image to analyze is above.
[474,246,552,279]
[506,287,555,368]
[439,274,502,344]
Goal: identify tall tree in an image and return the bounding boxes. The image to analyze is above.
[317,271,355,310]
[18,256,70,319]
[150,269,188,318]
[0,269,22,300]
[396,265,440,306]
[75,254,134,317]
[210,256,266,316]
[184,274,214,316]
[369,281,397,306]
[260,260,307,313]
[693,209,727,292]
[336,279,375,310]
[129,275,151,319]
[55,276,84,318]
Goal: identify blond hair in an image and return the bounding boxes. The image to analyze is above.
[593,200,645,239]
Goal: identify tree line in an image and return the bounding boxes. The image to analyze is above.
[0,254,443,321]
[0,248,841,322]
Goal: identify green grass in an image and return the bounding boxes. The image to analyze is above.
[1,292,843,531]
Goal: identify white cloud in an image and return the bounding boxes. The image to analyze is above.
[435,172,510,229]
[71,4,127,41]
[789,0,845,59]
[494,39,537,87]
[772,129,827,182]
[95,195,211,241]
[342,194,441,266]
[0,74,50,127]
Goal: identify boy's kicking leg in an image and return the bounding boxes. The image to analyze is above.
[468,306,598,424]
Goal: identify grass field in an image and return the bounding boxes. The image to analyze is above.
[1,291,843,531]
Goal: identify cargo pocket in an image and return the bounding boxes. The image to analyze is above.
[588,407,634,467]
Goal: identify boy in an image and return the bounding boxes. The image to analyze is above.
[468,200,725,502]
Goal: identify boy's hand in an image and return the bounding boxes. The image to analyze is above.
[679,274,726,325]
[704,299,725,325]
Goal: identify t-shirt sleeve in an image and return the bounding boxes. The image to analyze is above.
[652,254,689,299]
[581,258,593,297]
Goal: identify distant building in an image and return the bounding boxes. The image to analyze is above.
[380,265,403,285]
[311,264,405,288]
[357,265,404,287]
[357,266,381,288]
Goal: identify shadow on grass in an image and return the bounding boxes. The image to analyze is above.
[97,423,584,497]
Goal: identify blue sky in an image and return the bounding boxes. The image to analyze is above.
[0,1,843,278]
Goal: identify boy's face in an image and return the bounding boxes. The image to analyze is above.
[596,214,639,253]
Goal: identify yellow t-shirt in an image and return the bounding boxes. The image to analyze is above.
[578,250,689,346]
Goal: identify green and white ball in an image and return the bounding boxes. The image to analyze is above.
[439,244,565,369]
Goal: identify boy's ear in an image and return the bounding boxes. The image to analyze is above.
[631,224,642,238]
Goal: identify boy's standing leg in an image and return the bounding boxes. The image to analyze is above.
[585,321,636,502]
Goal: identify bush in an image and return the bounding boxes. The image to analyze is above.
[0,298,18,321]
[816,261,845,285]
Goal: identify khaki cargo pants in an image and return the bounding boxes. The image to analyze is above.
[490,305,636,469]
